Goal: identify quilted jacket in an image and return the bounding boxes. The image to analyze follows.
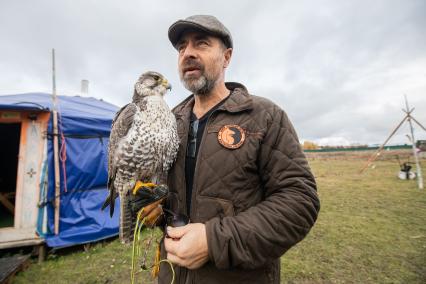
[159,82,320,284]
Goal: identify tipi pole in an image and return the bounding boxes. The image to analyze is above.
[411,116,426,132]
[360,115,408,173]
[52,49,61,234]
[405,95,423,189]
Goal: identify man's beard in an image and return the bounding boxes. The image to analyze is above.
[180,59,218,96]
[182,75,216,96]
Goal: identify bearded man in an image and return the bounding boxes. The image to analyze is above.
[158,15,320,284]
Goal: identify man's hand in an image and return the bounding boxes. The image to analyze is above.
[164,223,209,269]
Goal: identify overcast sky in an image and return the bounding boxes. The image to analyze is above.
[1,0,425,145]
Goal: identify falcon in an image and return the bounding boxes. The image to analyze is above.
[102,71,179,243]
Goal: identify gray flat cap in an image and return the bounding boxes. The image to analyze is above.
[168,15,233,49]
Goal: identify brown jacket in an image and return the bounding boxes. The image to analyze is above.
[159,82,320,284]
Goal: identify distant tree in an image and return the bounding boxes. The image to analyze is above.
[303,140,319,150]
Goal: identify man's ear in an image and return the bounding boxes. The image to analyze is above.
[223,48,233,68]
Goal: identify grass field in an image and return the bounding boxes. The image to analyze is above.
[13,151,426,283]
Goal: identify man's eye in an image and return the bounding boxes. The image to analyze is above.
[177,43,185,52]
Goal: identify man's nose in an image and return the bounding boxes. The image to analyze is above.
[181,43,197,59]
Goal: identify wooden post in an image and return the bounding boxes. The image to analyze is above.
[38,244,46,263]
[52,49,61,234]
[405,95,423,189]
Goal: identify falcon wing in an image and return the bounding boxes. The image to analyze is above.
[101,103,138,216]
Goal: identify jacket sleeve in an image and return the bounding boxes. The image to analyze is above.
[205,105,320,270]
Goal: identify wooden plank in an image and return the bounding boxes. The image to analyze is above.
[21,121,43,228]
[3,192,15,199]
[13,119,26,229]
[0,227,41,246]
[0,238,44,250]
[0,254,30,284]
[0,193,14,214]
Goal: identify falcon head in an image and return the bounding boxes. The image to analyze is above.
[134,71,172,98]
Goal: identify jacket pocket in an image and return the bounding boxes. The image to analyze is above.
[196,196,234,222]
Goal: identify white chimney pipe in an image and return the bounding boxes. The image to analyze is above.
[81,80,89,95]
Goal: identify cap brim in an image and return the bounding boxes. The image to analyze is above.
[168,20,227,49]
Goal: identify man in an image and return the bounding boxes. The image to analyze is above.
[159,15,320,283]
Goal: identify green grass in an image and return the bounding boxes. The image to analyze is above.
[13,153,426,283]
[13,231,161,284]
[281,156,426,283]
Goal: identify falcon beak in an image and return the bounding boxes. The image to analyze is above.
[161,79,172,91]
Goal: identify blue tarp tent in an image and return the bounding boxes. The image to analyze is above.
[0,93,120,247]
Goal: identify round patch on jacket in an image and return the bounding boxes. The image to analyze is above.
[217,125,246,149]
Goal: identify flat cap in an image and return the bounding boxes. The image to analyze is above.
[168,15,233,49]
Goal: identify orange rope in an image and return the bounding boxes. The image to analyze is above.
[58,113,68,193]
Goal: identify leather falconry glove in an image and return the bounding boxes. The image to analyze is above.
[130,183,168,227]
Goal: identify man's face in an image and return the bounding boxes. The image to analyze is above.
[176,31,231,95]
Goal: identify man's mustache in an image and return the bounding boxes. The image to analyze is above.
[181,59,204,72]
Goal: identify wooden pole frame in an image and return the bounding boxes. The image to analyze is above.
[360,95,425,190]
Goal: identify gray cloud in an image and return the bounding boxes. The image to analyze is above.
[0,0,425,145]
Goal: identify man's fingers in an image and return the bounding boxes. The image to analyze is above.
[164,223,209,270]
[164,236,180,255]
[167,252,185,266]
[166,224,190,239]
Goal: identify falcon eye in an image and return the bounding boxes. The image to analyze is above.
[152,75,160,81]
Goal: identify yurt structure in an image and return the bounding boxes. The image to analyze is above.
[0,93,119,249]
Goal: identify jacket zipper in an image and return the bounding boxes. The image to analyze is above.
[187,99,248,218]
[178,114,190,215]
[189,110,219,220]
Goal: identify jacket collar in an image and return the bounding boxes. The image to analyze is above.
[173,82,253,119]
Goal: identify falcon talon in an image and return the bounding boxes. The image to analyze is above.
[129,184,169,216]
[132,182,158,195]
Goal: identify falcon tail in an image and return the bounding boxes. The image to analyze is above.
[101,186,134,244]
[120,194,134,244]
[101,190,118,217]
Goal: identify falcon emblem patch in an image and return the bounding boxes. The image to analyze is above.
[218,125,246,149]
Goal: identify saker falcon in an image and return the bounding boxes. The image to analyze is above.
[102,71,179,243]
